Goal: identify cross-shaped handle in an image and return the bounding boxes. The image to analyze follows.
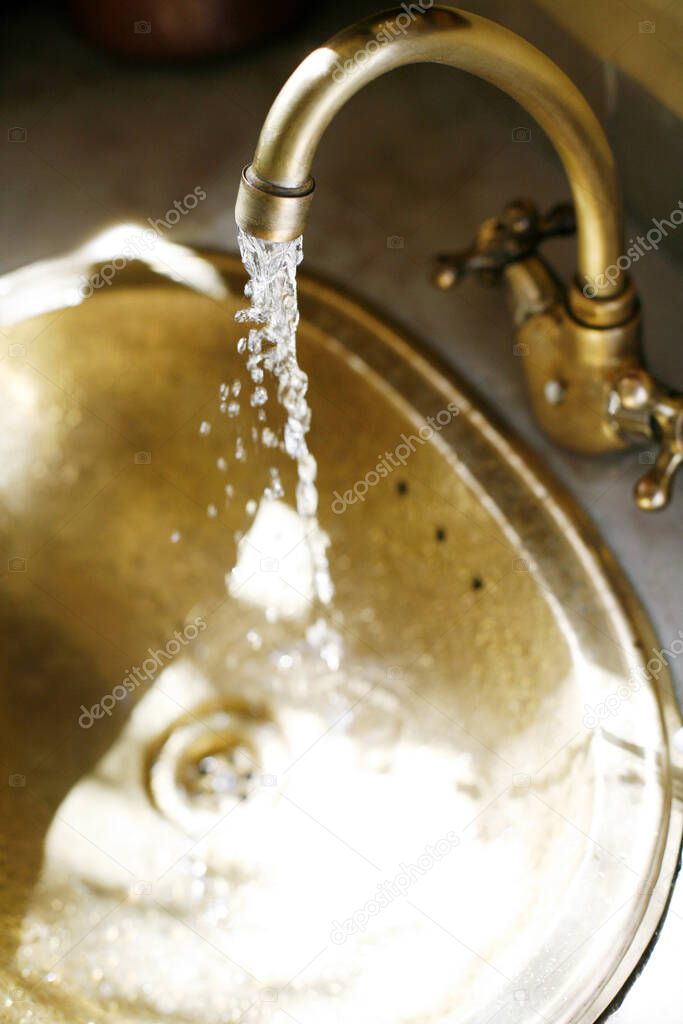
[610,371,683,511]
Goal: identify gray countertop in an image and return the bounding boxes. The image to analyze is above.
[1,0,681,1019]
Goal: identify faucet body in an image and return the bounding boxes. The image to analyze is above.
[235,5,682,510]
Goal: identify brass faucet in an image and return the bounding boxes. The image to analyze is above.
[235,5,683,510]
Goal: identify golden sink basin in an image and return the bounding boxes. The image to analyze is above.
[1,232,681,1024]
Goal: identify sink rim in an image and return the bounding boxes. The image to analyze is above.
[1,236,681,1024]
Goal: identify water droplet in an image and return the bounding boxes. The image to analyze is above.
[246,630,262,650]
[227,401,240,418]
[245,499,257,516]
[170,530,181,544]
[217,457,227,471]
[199,421,211,436]
[207,504,218,518]
[267,468,284,499]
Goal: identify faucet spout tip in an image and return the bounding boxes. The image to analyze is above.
[235,166,314,242]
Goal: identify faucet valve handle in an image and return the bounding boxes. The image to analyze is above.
[610,370,683,511]
[432,199,575,290]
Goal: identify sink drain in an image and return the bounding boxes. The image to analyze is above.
[146,699,285,835]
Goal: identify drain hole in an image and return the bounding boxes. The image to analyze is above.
[146,699,285,834]
[179,739,256,805]
[396,480,409,495]
[435,527,446,542]
[471,576,484,590]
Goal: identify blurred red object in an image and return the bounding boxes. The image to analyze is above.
[70,0,311,60]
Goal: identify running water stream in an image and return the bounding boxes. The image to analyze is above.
[235,228,334,607]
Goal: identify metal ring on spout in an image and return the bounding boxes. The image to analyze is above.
[235,166,315,242]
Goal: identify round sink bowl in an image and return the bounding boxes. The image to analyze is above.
[0,232,681,1024]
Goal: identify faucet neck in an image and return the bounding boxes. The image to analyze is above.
[236,5,624,316]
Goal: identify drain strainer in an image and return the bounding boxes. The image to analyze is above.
[147,699,285,835]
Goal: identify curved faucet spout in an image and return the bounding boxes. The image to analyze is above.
[235,5,624,312]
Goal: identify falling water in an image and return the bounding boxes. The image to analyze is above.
[235,227,334,607]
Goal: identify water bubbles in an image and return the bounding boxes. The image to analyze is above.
[207,504,218,519]
[246,629,262,651]
[235,437,246,462]
[199,421,211,437]
[227,401,240,418]
[237,337,247,354]
[261,427,279,449]
[283,421,302,459]
[314,570,334,608]
[217,457,227,472]
[245,499,257,516]
[225,484,234,499]
[170,530,182,544]
[231,380,241,397]
[251,386,268,407]
[264,467,284,501]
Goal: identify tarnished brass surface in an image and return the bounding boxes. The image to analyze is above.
[235,5,624,305]
[502,259,643,454]
[0,238,681,1024]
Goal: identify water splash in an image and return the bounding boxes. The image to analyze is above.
[236,228,333,606]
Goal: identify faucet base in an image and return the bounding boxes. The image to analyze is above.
[514,290,642,455]
[502,258,641,454]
